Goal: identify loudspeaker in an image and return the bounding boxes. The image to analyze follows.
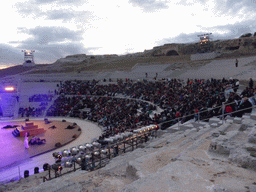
[43,163,49,171]
[34,167,39,174]
[24,170,29,178]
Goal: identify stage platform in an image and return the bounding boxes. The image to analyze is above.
[0,117,102,184]
[0,119,81,169]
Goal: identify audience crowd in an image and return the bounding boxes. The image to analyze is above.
[29,94,54,102]
[19,77,256,139]
[45,78,256,133]
[19,106,46,117]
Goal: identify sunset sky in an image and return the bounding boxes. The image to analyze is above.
[1,0,256,68]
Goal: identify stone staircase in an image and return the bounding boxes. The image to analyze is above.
[1,94,17,117]
[160,110,256,135]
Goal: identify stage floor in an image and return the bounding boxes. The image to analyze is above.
[0,119,81,169]
[0,117,102,184]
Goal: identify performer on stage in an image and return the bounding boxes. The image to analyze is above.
[24,132,29,149]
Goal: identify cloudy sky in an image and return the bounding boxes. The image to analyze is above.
[1,0,256,68]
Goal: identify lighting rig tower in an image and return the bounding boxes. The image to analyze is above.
[21,50,35,67]
[197,33,212,53]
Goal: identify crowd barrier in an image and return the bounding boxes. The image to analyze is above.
[42,125,158,182]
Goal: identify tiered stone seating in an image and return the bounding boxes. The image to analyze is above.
[179,124,194,131]
[209,117,220,124]
[209,117,222,128]
[233,117,242,124]
[250,113,256,120]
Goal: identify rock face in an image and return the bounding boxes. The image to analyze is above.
[208,120,256,171]
[53,36,256,66]
[3,115,256,192]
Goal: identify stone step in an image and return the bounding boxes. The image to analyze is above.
[179,124,194,131]
[250,113,256,120]
[210,123,218,128]
[233,117,242,124]
[225,119,233,124]
[242,114,250,119]
[226,116,234,120]
[192,122,207,128]
[209,117,221,124]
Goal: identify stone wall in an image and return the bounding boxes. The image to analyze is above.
[190,52,220,61]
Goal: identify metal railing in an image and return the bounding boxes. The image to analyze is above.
[42,128,157,182]
[160,95,256,130]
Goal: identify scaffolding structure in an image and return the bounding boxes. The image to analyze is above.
[197,33,212,53]
[21,50,35,67]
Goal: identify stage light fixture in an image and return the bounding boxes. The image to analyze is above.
[61,149,70,157]
[64,161,73,168]
[78,145,86,152]
[85,154,92,159]
[53,152,62,164]
[70,147,79,156]
[5,87,15,91]
[76,156,82,165]
[85,143,93,149]
[92,141,100,147]
[101,149,107,154]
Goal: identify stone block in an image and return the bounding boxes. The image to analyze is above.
[239,124,248,131]
[250,113,256,120]
[233,117,242,124]
[225,119,233,124]
[179,124,194,131]
[212,132,220,137]
[192,122,205,128]
[242,115,250,119]
[168,128,180,133]
[217,121,223,126]
[210,123,218,128]
[226,116,234,120]
[209,117,220,124]
[248,135,256,144]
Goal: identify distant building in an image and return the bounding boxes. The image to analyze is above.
[22,50,35,67]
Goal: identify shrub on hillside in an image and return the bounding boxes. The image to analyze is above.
[240,33,252,38]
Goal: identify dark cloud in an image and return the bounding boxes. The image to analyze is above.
[212,0,253,16]
[15,0,89,21]
[18,26,83,45]
[200,19,256,40]
[175,0,256,17]
[129,0,169,12]
[156,32,201,45]
[157,18,256,46]
[0,44,23,66]
[15,1,41,18]
[44,10,92,22]
[174,0,205,6]
[33,0,85,5]
[45,10,76,20]
[6,26,93,64]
